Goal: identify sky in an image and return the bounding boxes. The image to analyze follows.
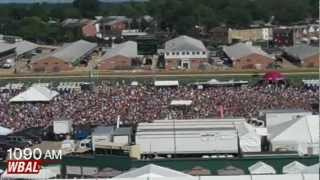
[0,0,147,3]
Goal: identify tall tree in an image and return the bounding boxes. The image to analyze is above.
[73,0,99,18]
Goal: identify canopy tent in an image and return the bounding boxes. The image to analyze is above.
[248,161,276,175]
[263,71,285,82]
[170,100,193,106]
[269,115,319,155]
[9,86,59,103]
[154,80,179,87]
[192,79,248,87]
[0,126,13,135]
[282,161,306,174]
[1,166,59,179]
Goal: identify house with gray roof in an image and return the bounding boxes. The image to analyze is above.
[98,41,137,70]
[283,45,319,67]
[223,42,274,69]
[0,43,16,65]
[31,40,97,72]
[164,35,208,70]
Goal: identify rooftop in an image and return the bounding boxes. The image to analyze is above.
[165,35,207,52]
[223,42,273,60]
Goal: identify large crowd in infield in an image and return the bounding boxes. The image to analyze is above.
[0,82,318,131]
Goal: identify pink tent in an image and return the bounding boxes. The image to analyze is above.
[263,71,285,81]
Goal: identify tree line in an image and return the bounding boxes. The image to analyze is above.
[0,0,318,44]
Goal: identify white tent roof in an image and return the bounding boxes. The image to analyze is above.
[0,126,13,135]
[302,163,319,174]
[115,164,193,178]
[283,161,306,174]
[248,161,276,174]
[154,80,179,87]
[269,115,319,145]
[170,100,192,106]
[1,166,59,179]
[10,86,59,103]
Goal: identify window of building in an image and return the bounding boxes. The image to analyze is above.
[176,52,180,55]
[197,52,200,55]
[186,52,190,55]
[182,52,185,55]
[166,52,170,56]
[172,52,175,55]
[44,62,48,65]
[203,51,206,55]
[192,52,196,55]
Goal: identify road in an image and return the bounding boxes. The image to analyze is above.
[0,70,318,80]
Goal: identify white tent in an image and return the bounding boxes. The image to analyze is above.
[1,166,59,179]
[115,164,193,178]
[248,161,276,175]
[0,126,13,135]
[9,86,59,103]
[170,100,192,106]
[282,161,306,174]
[269,115,319,155]
[154,81,179,87]
[302,163,319,174]
[237,122,261,152]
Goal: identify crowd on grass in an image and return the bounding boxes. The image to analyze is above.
[0,82,318,131]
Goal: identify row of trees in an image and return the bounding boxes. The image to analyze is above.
[0,0,318,43]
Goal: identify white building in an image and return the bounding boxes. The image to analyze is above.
[164,35,208,70]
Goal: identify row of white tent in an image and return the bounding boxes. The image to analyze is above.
[302,79,320,87]
[113,163,319,179]
[2,163,316,179]
[56,82,85,91]
[0,83,24,90]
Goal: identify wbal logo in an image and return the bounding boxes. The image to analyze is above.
[7,148,62,174]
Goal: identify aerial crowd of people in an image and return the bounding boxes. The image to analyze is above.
[0,81,318,131]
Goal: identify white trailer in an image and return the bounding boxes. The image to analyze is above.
[53,119,73,135]
[136,119,242,155]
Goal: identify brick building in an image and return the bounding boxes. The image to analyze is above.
[31,40,97,72]
[223,43,274,69]
[96,16,131,39]
[283,45,319,68]
[97,41,137,70]
[82,20,97,37]
[164,35,208,70]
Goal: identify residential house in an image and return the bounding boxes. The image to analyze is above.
[0,43,16,66]
[273,25,319,47]
[223,42,274,69]
[31,40,97,72]
[164,35,208,70]
[97,41,137,70]
[283,45,319,67]
[82,20,97,37]
[96,16,131,39]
